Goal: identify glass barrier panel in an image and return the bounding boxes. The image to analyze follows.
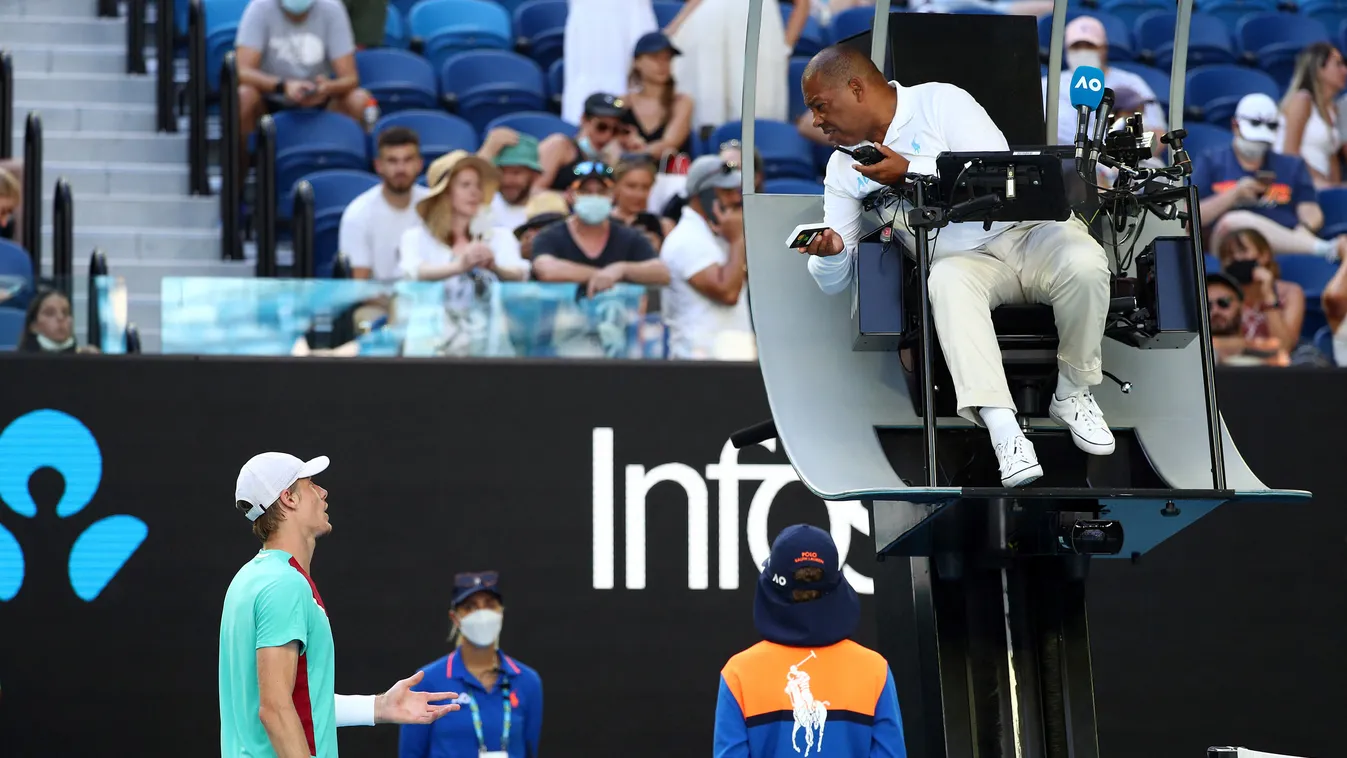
[94,275,129,355]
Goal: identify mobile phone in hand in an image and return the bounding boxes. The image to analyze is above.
[785,223,831,249]
[1254,169,1276,183]
[836,144,885,166]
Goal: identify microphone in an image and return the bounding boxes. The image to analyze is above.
[1069,66,1106,176]
[1089,87,1115,177]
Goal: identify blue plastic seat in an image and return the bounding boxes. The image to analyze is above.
[0,307,23,350]
[1134,10,1235,70]
[293,169,382,278]
[408,0,512,71]
[831,6,881,40]
[483,111,576,142]
[1236,13,1331,88]
[356,49,437,115]
[391,0,419,18]
[1108,60,1171,109]
[1099,0,1171,27]
[547,58,564,112]
[1205,253,1222,273]
[1179,122,1234,160]
[270,111,371,220]
[764,178,825,195]
[0,239,33,312]
[1317,187,1347,238]
[384,5,409,49]
[514,0,567,72]
[783,3,829,57]
[652,1,683,29]
[372,109,479,166]
[1038,11,1135,63]
[207,0,252,95]
[1184,65,1281,123]
[708,120,817,181]
[1276,253,1339,337]
[440,50,546,133]
[1193,0,1278,32]
[1313,324,1336,359]
[1302,0,1347,34]
[788,56,811,121]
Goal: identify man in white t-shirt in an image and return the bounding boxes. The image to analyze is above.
[796,45,1114,487]
[339,126,431,281]
[477,127,543,235]
[1041,16,1166,149]
[661,155,752,360]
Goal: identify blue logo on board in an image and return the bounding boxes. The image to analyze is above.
[0,410,147,602]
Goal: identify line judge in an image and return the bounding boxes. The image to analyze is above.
[220,452,460,758]
[795,45,1116,487]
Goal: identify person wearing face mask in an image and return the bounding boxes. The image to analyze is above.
[537,94,643,192]
[1192,93,1347,262]
[531,161,671,297]
[1206,272,1289,366]
[1218,228,1305,353]
[400,572,544,758]
[1041,16,1166,150]
[17,289,99,354]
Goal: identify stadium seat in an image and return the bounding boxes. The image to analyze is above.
[788,56,811,121]
[1205,253,1222,273]
[392,0,419,19]
[1236,13,1331,87]
[1134,10,1236,70]
[1313,324,1336,359]
[1039,11,1135,63]
[0,307,22,350]
[831,6,880,40]
[384,5,409,49]
[0,239,33,312]
[1099,0,1171,27]
[372,109,479,166]
[1184,65,1280,123]
[270,111,371,220]
[293,169,381,278]
[783,4,829,57]
[547,59,564,112]
[440,50,547,133]
[652,1,683,29]
[483,111,576,141]
[514,0,567,72]
[1276,253,1339,337]
[1108,60,1171,109]
[408,0,513,70]
[1193,0,1278,32]
[1317,187,1347,238]
[203,0,252,95]
[764,178,825,195]
[1179,122,1234,160]
[708,120,817,181]
[1302,0,1347,34]
[356,49,438,115]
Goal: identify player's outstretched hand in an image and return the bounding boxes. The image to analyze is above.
[375,670,460,725]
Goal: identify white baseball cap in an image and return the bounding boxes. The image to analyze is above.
[1234,93,1280,144]
[235,452,330,522]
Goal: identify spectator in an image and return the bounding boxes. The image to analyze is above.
[0,163,20,244]
[399,571,544,758]
[234,0,372,161]
[661,155,753,360]
[1276,42,1347,189]
[1207,272,1289,365]
[1193,93,1347,261]
[1041,16,1165,149]
[531,162,671,296]
[513,192,571,260]
[624,33,695,161]
[477,129,543,234]
[561,0,657,125]
[398,151,529,310]
[667,0,809,129]
[17,289,99,354]
[339,126,429,282]
[537,94,641,191]
[1322,252,1347,365]
[1217,228,1305,353]
[341,0,385,49]
[612,156,676,238]
[662,140,762,222]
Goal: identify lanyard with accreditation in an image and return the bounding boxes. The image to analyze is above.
[465,676,511,758]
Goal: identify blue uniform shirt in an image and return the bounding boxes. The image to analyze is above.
[1190,145,1316,231]
[398,650,543,758]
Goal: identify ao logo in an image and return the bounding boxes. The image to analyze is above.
[0,410,148,602]
[590,428,874,595]
[1074,74,1103,92]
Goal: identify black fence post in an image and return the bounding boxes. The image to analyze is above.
[22,112,42,273]
[332,254,352,279]
[0,51,12,160]
[98,0,119,17]
[127,0,147,75]
[125,324,142,354]
[53,178,73,301]
[88,248,108,352]
[255,114,277,277]
[187,0,209,195]
[220,52,242,260]
[157,0,177,132]
[293,180,314,278]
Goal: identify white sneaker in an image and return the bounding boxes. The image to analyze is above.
[994,435,1044,488]
[1049,389,1116,455]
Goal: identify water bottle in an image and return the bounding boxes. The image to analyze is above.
[363,97,380,132]
[640,312,666,360]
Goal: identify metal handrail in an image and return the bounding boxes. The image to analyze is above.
[0,51,12,160]
[21,112,41,272]
[156,0,177,132]
[88,249,108,351]
[187,0,209,195]
[52,178,73,301]
[292,180,315,278]
[255,114,278,277]
[127,0,147,75]
[220,52,243,260]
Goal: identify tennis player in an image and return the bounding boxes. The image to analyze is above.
[220,452,460,758]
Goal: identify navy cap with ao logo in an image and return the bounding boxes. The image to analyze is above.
[753,524,860,648]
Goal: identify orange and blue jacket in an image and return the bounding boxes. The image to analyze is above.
[713,639,906,758]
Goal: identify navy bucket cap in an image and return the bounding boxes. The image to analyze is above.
[753,524,860,648]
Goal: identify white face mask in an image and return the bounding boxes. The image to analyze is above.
[1066,49,1103,71]
[1233,134,1270,162]
[458,609,503,647]
[36,333,75,351]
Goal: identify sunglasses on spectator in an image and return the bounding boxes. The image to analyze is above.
[453,571,499,590]
[719,139,743,152]
[1239,118,1278,129]
[573,161,615,180]
[1211,297,1234,309]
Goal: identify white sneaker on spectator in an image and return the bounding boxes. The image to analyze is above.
[1049,389,1116,455]
[994,435,1043,488]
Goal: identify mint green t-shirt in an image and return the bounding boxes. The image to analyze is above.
[219,549,337,758]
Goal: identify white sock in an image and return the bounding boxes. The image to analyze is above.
[1313,238,1338,260]
[979,406,1022,447]
[1056,373,1087,399]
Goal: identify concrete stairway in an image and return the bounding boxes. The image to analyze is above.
[2,0,251,352]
